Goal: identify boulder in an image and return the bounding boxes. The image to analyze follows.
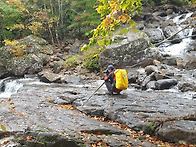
[144,16,162,28]
[161,19,175,27]
[38,71,62,83]
[0,35,52,77]
[162,26,182,43]
[7,55,43,76]
[145,65,158,75]
[155,79,178,90]
[143,28,165,44]
[0,65,8,78]
[162,57,177,66]
[99,29,161,68]
[146,81,156,90]
[192,28,196,39]
[61,76,81,85]
[68,39,82,55]
[18,35,53,55]
[178,82,196,92]
[184,60,196,70]
[156,120,196,144]
[141,72,156,90]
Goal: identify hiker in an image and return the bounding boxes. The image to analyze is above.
[104,65,122,95]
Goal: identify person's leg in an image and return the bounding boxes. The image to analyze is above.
[105,81,113,94]
[113,88,121,94]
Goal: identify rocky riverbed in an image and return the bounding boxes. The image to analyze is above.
[0,65,195,146]
[0,3,196,147]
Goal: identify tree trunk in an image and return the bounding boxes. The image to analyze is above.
[44,0,54,45]
[0,16,6,40]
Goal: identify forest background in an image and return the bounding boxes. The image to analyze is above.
[0,0,195,70]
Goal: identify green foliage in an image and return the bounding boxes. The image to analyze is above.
[146,0,165,5]
[63,55,81,69]
[169,0,191,6]
[67,0,100,38]
[117,28,129,35]
[147,122,155,135]
[82,48,100,71]
[147,0,193,5]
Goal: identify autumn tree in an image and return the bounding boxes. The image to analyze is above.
[81,0,143,51]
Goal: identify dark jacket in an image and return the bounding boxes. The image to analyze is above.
[104,70,115,85]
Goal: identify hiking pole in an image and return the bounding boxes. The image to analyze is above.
[83,81,105,105]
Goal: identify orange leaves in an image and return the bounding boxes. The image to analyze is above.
[16,112,25,117]
[58,104,76,110]
[92,141,108,147]
[109,1,120,12]
[118,13,130,23]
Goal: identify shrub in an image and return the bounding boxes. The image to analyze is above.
[63,54,81,69]
[4,39,26,57]
[82,48,100,71]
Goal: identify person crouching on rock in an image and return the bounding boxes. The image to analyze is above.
[104,65,121,95]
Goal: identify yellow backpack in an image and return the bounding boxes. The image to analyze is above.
[114,69,128,90]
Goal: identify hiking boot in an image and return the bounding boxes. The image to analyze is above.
[106,91,113,95]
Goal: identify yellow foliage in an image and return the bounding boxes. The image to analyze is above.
[81,0,143,51]
[4,39,19,46]
[27,22,43,35]
[10,24,25,31]
[4,39,26,57]
[1,124,6,132]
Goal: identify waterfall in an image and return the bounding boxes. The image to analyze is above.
[158,12,194,57]
[0,78,23,98]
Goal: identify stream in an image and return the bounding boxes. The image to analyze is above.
[158,12,196,60]
[0,9,196,147]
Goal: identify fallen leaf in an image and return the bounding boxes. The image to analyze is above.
[1,124,6,131]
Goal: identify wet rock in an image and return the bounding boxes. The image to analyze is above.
[193,94,196,99]
[141,72,156,90]
[178,82,196,92]
[62,76,81,84]
[162,57,177,66]
[146,81,156,90]
[162,26,182,43]
[156,120,196,144]
[145,65,158,75]
[38,71,62,83]
[155,79,178,90]
[143,28,165,44]
[154,72,165,80]
[184,60,196,70]
[192,28,196,39]
[77,106,105,117]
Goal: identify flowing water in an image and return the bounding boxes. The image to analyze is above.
[0,78,23,98]
[158,12,195,59]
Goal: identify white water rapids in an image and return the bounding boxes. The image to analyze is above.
[158,12,195,58]
[0,78,23,98]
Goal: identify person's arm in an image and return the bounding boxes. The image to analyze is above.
[107,72,114,83]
